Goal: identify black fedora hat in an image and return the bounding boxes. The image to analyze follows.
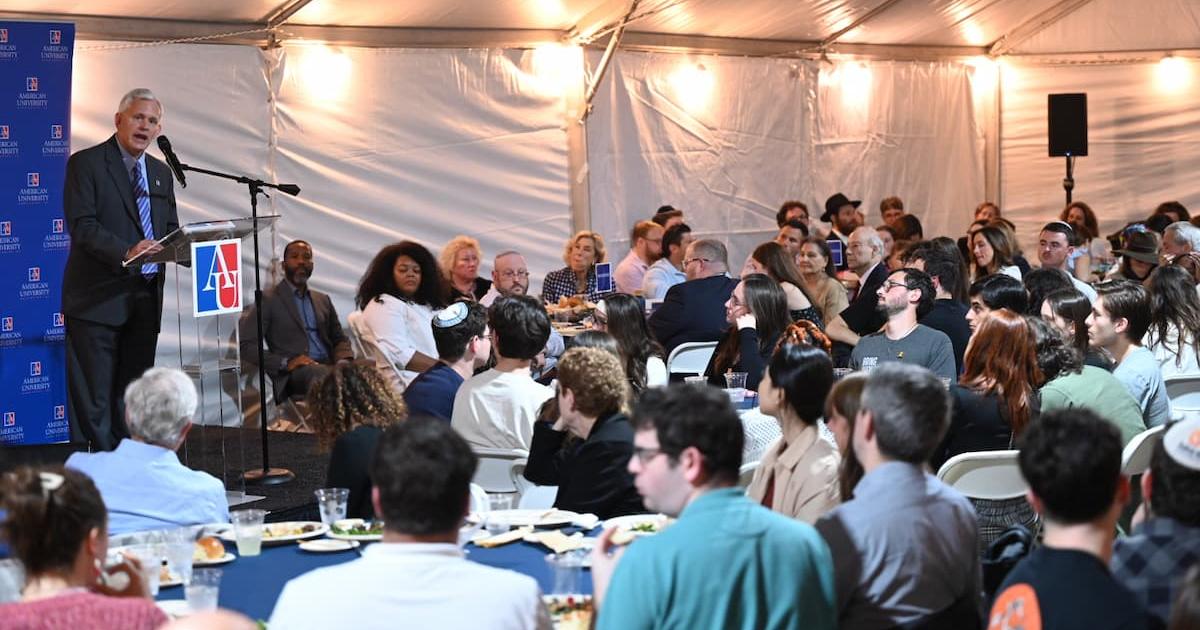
[822,193,861,223]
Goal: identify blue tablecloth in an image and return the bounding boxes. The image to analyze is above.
[158,534,595,622]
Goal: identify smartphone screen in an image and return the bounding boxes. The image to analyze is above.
[595,262,613,293]
[826,239,845,268]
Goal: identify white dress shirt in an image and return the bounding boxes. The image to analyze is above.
[451,368,553,450]
[269,543,551,630]
[360,294,437,391]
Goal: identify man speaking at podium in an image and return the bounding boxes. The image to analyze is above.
[63,88,179,451]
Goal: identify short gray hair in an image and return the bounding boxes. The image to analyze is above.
[117,88,163,119]
[687,239,729,269]
[124,367,197,447]
[850,226,885,258]
[860,363,949,463]
[1165,222,1200,252]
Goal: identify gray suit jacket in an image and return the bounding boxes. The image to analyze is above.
[239,279,353,399]
[62,135,179,329]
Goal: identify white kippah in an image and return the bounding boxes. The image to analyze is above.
[433,301,469,328]
[1164,418,1200,471]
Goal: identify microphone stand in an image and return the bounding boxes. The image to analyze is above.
[180,160,299,486]
[1063,154,1075,206]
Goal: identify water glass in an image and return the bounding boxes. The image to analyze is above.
[123,543,162,597]
[163,541,195,587]
[724,372,748,390]
[314,488,349,526]
[485,494,514,536]
[545,550,587,594]
[230,509,266,557]
[186,568,222,613]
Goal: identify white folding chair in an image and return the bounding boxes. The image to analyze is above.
[472,447,530,496]
[936,450,1026,501]
[517,486,559,509]
[667,341,719,376]
[1121,425,1166,476]
[468,483,489,514]
[1165,374,1200,415]
[738,461,760,490]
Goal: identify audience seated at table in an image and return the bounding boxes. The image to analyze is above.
[641,222,693,300]
[451,295,553,450]
[966,273,1027,333]
[440,235,491,301]
[648,238,737,356]
[704,274,791,392]
[593,294,666,394]
[740,241,823,327]
[903,242,971,374]
[824,373,867,501]
[591,385,837,630]
[309,362,408,519]
[796,236,849,326]
[990,409,1151,630]
[541,230,611,305]
[356,241,447,392]
[524,347,644,519]
[1041,288,1114,370]
[747,333,840,524]
[815,363,980,629]
[0,467,167,629]
[1091,280,1171,428]
[1028,317,1145,446]
[849,267,957,383]
[66,367,228,535]
[1112,418,1200,627]
[1146,265,1200,380]
[269,419,551,630]
[238,239,354,405]
[479,250,565,376]
[403,301,489,422]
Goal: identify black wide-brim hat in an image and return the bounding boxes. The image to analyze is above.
[1115,230,1161,264]
[822,192,861,223]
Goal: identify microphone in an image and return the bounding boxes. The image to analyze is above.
[156,135,187,188]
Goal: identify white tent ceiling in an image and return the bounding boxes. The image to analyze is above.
[4,0,1199,57]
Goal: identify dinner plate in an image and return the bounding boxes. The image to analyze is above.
[326,530,383,542]
[475,509,581,529]
[193,552,236,566]
[159,572,183,588]
[299,538,361,553]
[219,521,328,544]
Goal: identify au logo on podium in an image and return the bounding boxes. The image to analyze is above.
[192,239,242,317]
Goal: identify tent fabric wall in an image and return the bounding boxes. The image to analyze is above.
[999,60,1200,252]
[586,51,987,268]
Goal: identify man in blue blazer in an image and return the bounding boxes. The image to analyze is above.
[63,88,179,451]
[649,239,737,357]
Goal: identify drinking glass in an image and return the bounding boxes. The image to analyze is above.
[314,488,349,526]
[123,544,162,596]
[545,550,587,595]
[186,568,222,613]
[230,509,266,557]
[163,541,194,587]
[485,494,514,536]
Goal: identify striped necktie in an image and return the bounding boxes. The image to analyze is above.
[130,162,157,278]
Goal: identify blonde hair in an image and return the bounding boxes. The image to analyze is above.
[557,347,628,417]
[562,231,607,266]
[439,235,482,281]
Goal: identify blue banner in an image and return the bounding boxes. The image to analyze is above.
[0,22,74,445]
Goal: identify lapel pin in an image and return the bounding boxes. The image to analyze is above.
[155,179,160,187]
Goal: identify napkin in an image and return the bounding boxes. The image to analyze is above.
[524,530,588,554]
[474,526,532,548]
[571,513,600,530]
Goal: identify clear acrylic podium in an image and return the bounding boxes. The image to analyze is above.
[126,215,280,506]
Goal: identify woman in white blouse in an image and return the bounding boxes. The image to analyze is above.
[593,294,667,394]
[355,241,448,392]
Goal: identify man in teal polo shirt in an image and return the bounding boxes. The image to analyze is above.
[590,384,836,630]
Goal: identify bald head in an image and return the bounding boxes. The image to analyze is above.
[492,250,529,297]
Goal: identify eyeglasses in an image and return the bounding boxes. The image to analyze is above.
[631,446,666,464]
[683,257,710,267]
[498,270,529,280]
[882,280,909,291]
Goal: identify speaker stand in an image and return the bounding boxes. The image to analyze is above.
[1063,154,1075,205]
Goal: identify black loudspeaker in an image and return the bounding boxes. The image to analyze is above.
[1048,93,1088,157]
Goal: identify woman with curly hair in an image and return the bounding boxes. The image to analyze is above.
[308,363,408,518]
[541,231,611,305]
[357,241,448,392]
[749,336,840,524]
[523,347,643,519]
[594,294,666,393]
[439,235,491,301]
